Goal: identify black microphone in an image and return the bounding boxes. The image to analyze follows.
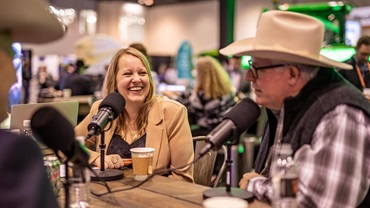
[199,98,260,156]
[87,92,125,138]
[31,106,90,167]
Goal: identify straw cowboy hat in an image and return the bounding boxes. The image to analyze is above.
[220,10,352,70]
[0,0,65,43]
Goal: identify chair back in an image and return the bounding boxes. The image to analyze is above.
[193,137,218,187]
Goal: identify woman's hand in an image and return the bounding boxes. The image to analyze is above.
[93,154,124,169]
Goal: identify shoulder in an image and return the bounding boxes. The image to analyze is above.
[154,95,187,111]
[150,96,187,123]
[0,131,41,162]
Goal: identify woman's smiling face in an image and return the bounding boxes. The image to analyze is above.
[115,54,150,106]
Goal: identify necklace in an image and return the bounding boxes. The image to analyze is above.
[125,122,139,138]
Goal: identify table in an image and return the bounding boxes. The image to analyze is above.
[38,95,93,117]
[59,168,271,208]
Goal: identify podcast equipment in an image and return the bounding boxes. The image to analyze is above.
[87,92,126,181]
[199,98,261,201]
[200,98,261,156]
[87,92,125,138]
[31,106,90,208]
[31,106,89,167]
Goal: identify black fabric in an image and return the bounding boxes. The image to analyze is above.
[107,133,146,158]
[0,130,58,208]
[339,56,370,91]
[63,73,94,96]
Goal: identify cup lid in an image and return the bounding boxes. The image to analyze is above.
[130,147,155,153]
[203,197,248,208]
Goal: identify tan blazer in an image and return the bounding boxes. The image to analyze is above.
[75,95,194,182]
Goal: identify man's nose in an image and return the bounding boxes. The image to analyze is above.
[245,70,256,82]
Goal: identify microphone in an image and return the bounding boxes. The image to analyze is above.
[199,98,260,156]
[31,106,89,167]
[87,92,125,138]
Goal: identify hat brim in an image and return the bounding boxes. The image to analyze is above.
[220,37,353,70]
[0,0,65,43]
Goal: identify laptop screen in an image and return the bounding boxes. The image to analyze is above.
[10,101,79,131]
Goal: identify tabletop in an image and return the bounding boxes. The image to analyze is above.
[59,168,271,208]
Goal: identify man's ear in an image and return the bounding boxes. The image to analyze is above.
[288,66,300,85]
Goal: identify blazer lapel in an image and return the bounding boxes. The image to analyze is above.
[146,99,164,169]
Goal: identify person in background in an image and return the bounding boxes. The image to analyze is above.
[178,56,236,137]
[220,11,370,207]
[226,55,250,99]
[75,47,194,182]
[63,64,94,96]
[339,35,370,92]
[0,0,65,207]
[37,65,55,90]
[54,63,75,92]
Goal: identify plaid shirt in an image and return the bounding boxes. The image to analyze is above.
[247,105,370,208]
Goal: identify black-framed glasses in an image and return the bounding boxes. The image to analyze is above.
[248,60,287,79]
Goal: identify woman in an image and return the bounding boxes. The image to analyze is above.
[75,47,194,182]
[181,56,236,136]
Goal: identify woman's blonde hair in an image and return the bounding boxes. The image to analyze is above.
[193,56,233,99]
[102,47,156,137]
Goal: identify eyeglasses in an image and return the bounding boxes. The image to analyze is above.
[248,60,287,79]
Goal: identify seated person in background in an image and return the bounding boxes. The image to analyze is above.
[54,63,75,92]
[74,47,194,182]
[177,56,236,137]
[0,0,65,206]
[63,64,94,96]
[221,11,370,207]
[37,65,55,90]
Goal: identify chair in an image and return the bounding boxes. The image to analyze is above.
[193,137,227,187]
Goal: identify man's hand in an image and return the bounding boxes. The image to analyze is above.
[239,172,261,189]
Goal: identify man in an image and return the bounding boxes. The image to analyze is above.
[220,11,370,207]
[340,35,370,91]
[0,0,65,207]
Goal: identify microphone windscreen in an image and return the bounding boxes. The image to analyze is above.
[224,98,261,134]
[99,92,125,119]
[31,106,75,158]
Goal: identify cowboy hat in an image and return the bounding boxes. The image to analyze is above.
[0,0,65,43]
[220,10,352,70]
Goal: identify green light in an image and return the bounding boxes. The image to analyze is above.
[320,47,355,62]
[239,145,244,154]
[241,55,251,69]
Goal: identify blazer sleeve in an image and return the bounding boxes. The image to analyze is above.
[163,100,194,182]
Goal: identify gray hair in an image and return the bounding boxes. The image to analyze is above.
[295,64,320,81]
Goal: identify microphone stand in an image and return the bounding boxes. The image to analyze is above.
[202,126,254,202]
[91,130,124,181]
[64,159,70,208]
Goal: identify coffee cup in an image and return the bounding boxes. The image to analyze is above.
[130,147,155,181]
[203,197,248,208]
[63,88,72,98]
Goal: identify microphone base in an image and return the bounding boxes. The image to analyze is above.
[203,187,254,202]
[90,169,124,181]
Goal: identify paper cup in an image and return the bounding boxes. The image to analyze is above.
[63,88,72,98]
[130,147,155,181]
[203,197,248,208]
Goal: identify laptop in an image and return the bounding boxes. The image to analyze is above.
[10,101,79,131]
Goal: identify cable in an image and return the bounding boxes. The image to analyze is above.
[90,154,204,196]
